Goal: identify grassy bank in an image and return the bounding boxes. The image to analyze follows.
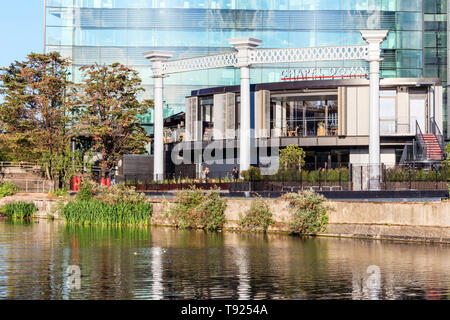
[60,180,152,226]
[1,202,36,219]
[62,200,152,226]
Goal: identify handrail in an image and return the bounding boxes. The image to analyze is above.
[415,121,428,162]
[0,161,41,169]
[430,117,446,153]
[399,144,409,164]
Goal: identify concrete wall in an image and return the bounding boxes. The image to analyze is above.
[151,198,450,243]
[4,194,450,243]
[349,148,396,165]
[0,193,60,218]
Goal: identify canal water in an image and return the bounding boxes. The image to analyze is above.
[1,219,450,300]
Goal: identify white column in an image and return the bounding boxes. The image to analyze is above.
[144,51,174,182]
[153,76,164,182]
[275,101,282,137]
[229,38,262,172]
[240,66,251,170]
[361,30,388,190]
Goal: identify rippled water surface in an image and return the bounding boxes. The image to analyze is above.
[1,219,450,300]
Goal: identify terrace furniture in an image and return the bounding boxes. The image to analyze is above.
[288,126,299,137]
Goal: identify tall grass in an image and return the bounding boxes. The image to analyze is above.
[61,200,152,226]
[2,202,36,219]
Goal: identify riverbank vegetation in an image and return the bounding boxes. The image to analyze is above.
[239,197,275,232]
[0,181,19,198]
[1,201,36,219]
[283,191,332,235]
[167,187,227,231]
[61,200,151,226]
[60,180,152,226]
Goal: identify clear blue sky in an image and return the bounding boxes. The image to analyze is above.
[0,0,44,68]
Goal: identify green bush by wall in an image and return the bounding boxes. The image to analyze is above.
[283,190,332,235]
[167,187,227,231]
[2,202,36,219]
[239,198,275,232]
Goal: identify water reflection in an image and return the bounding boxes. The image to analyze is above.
[151,247,164,300]
[1,221,450,300]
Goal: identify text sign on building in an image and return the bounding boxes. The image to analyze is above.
[281,67,368,81]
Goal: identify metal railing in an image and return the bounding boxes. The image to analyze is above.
[0,162,41,170]
[1,178,55,193]
[430,117,446,153]
[119,163,450,192]
[415,120,429,162]
[270,118,339,137]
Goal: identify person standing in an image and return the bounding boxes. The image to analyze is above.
[203,167,210,183]
[232,167,239,182]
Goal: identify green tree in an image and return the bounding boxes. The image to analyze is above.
[72,63,151,177]
[442,143,450,168]
[0,52,76,185]
[279,145,306,170]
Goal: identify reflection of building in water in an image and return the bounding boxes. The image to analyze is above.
[3,222,450,299]
[151,247,164,300]
[234,247,251,300]
[351,266,382,300]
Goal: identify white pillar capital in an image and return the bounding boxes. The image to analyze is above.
[228,38,262,67]
[143,50,174,78]
[360,30,389,62]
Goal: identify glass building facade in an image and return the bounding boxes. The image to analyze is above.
[45,0,449,135]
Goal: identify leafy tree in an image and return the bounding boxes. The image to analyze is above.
[72,63,151,177]
[0,52,76,185]
[279,145,306,170]
[442,143,450,168]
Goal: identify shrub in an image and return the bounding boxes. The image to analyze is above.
[49,188,69,197]
[77,179,97,201]
[242,166,263,181]
[95,183,147,204]
[340,168,350,182]
[197,191,227,231]
[384,167,440,182]
[0,181,19,198]
[76,180,146,204]
[168,187,227,231]
[283,190,332,235]
[2,202,36,219]
[61,200,152,226]
[239,198,274,232]
[308,170,319,183]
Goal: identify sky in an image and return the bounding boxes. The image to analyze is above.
[0,0,44,68]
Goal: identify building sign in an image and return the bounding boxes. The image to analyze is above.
[281,67,368,81]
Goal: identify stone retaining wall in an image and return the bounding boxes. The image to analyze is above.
[3,194,450,243]
[150,198,450,243]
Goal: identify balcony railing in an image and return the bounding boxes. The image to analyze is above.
[270,118,338,137]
